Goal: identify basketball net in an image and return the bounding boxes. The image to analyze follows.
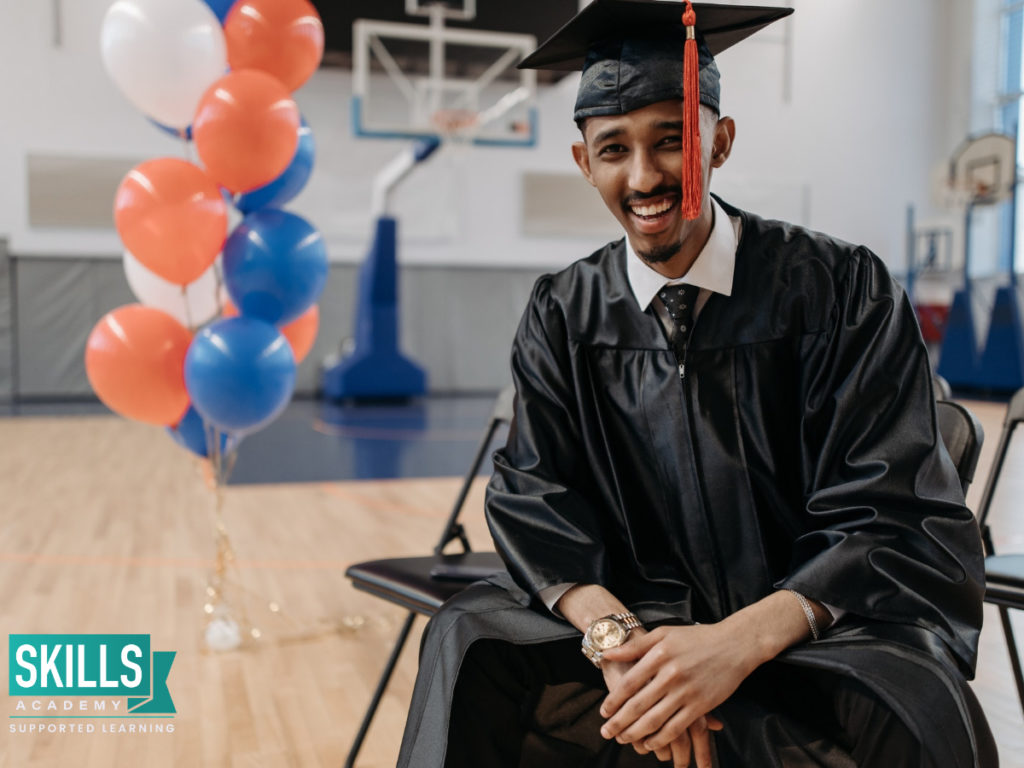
[431,108,481,146]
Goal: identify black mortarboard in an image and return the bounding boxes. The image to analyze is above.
[519,0,793,219]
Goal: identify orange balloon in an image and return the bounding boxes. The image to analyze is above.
[193,70,300,194]
[114,158,227,285]
[85,304,193,426]
[224,0,324,92]
[222,300,318,363]
[281,304,319,363]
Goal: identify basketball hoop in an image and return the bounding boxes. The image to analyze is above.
[947,133,1017,206]
[351,7,537,147]
[431,109,480,140]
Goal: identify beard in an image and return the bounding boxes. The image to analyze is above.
[637,240,683,264]
[622,185,684,264]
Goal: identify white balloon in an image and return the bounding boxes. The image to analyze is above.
[204,616,242,652]
[123,250,221,328]
[100,0,227,129]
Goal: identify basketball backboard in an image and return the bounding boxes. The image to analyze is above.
[405,0,476,21]
[311,0,580,146]
[351,8,537,146]
[949,133,1018,205]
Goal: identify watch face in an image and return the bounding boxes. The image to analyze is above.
[589,619,626,650]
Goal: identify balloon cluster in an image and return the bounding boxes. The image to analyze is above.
[88,0,327,459]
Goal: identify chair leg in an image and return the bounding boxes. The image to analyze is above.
[998,606,1024,720]
[344,611,418,768]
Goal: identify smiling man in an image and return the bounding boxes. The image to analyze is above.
[396,2,997,767]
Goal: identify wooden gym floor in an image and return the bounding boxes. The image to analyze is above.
[0,397,1022,767]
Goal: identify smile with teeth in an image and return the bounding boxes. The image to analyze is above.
[629,197,677,219]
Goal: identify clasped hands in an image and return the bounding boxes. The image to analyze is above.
[597,623,756,768]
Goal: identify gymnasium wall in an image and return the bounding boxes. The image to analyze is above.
[0,0,1001,398]
[5,258,539,398]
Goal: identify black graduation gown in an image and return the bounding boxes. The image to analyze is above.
[397,201,992,767]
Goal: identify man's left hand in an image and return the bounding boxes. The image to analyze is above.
[598,623,758,752]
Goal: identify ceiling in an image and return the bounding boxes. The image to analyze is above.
[311,0,579,82]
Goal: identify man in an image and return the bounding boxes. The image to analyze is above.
[397,1,997,766]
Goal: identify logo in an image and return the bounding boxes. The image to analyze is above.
[9,634,175,735]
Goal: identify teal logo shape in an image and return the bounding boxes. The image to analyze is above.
[9,634,175,714]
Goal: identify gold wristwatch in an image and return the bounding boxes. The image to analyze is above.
[581,611,643,668]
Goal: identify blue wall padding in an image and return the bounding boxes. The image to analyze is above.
[975,285,1024,391]
[936,288,980,388]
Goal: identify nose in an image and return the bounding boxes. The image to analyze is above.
[627,148,664,194]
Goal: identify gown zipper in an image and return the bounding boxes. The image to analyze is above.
[676,300,731,618]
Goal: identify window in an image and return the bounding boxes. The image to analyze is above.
[999,0,1024,272]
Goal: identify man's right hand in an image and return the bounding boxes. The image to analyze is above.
[601,655,722,767]
[554,584,722,766]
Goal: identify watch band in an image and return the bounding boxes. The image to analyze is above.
[607,612,643,631]
[581,638,603,667]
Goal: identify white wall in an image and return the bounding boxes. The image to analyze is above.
[0,0,989,276]
[713,0,956,273]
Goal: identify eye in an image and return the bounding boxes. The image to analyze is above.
[658,135,683,149]
[598,143,627,157]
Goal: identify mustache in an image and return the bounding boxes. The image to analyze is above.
[622,186,681,209]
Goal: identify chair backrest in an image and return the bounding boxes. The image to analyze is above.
[935,400,984,495]
[433,385,514,554]
[976,387,1024,531]
[493,383,515,424]
[932,372,953,401]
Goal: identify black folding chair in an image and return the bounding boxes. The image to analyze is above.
[933,372,953,401]
[974,387,1024,718]
[935,399,984,494]
[342,387,512,767]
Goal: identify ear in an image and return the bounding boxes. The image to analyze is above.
[572,141,596,187]
[710,117,735,169]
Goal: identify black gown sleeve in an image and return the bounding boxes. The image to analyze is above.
[779,248,985,671]
[485,276,608,598]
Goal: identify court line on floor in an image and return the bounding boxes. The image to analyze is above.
[315,482,463,519]
[0,551,353,571]
[311,420,489,441]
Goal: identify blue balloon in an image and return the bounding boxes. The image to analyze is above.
[236,119,315,214]
[167,405,238,458]
[184,317,296,433]
[148,118,192,141]
[203,0,237,23]
[222,210,328,325]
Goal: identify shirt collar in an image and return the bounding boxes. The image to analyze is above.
[626,197,737,311]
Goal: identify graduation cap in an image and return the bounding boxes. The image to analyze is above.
[519,0,793,220]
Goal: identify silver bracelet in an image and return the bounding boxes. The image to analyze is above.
[785,589,820,641]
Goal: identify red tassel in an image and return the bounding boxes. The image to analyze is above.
[681,1,701,221]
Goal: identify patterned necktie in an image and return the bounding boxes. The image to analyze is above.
[659,283,699,336]
[658,283,700,376]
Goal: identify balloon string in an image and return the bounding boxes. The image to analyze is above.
[202,422,260,642]
[197,430,363,645]
[213,260,225,317]
[181,285,195,333]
